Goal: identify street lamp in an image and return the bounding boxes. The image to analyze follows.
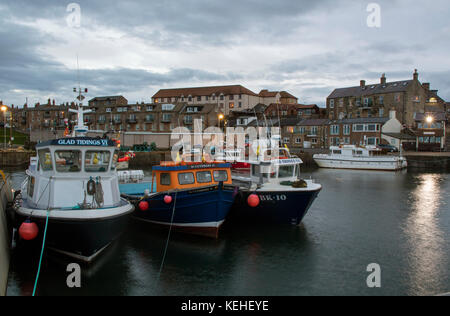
[426,115,433,124]
[218,113,224,129]
[1,106,7,148]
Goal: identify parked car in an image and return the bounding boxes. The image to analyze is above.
[377,144,399,152]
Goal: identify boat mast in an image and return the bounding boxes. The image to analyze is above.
[69,87,91,137]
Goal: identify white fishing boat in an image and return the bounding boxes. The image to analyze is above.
[313,145,407,171]
[230,147,322,225]
[13,88,134,262]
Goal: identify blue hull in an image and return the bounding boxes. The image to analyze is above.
[133,184,237,238]
[230,189,321,225]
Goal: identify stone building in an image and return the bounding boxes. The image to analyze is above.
[152,85,260,116]
[326,70,445,128]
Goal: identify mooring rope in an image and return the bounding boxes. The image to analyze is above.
[32,210,49,296]
[32,177,52,296]
[155,190,178,291]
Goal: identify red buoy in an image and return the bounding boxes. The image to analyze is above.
[19,220,39,241]
[247,194,260,208]
[164,195,173,204]
[139,201,149,211]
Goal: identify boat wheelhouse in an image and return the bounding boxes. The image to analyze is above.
[313,145,407,171]
[128,161,238,238]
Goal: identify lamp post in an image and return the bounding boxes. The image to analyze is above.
[1,105,7,148]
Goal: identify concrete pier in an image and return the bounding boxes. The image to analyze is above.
[0,172,13,296]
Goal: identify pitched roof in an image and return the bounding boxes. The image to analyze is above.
[297,119,330,126]
[258,90,298,99]
[153,85,258,98]
[330,117,390,124]
[328,80,413,99]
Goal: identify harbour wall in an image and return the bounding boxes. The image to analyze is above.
[403,152,450,170]
[0,174,12,296]
[0,150,34,168]
[128,149,324,169]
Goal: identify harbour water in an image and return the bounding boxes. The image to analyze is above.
[4,167,450,296]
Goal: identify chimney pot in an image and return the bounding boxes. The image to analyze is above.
[413,69,419,80]
[360,80,366,88]
[380,73,386,85]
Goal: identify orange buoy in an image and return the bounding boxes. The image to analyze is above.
[247,194,260,208]
[19,220,39,241]
[139,201,149,211]
[164,195,173,204]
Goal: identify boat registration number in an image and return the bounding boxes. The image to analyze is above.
[259,194,287,201]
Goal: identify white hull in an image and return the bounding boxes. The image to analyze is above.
[313,155,407,171]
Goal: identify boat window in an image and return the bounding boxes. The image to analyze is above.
[27,176,35,198]
[85,151,111,172]
[38,149,53,171]
[279,165,295,178]
[356,150,363,155]
[54,150,82,172]
[332,150,342,155]
[111,150,119,170]
[178,172,195,185]
[213,170,228,182]
[160,173,171,186]
[196,171,212,183]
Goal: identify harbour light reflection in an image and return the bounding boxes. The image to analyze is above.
[405,174,445,295]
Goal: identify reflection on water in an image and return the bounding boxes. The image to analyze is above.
[4,168,450,296]
[405,174,446,295]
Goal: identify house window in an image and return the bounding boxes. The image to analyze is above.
[295,138,302,144]
[329,99,335,108]
[343,125,350,135]
[283,137,290,144]
[197,96,201,101]
[339,99,344,107]
[188,96,192,102]
[220,95,224,101]
[330,125,340,135]
[229,102,234,109]
[239,102,242,108]
[229,95,234,100]
[379,96,384,105]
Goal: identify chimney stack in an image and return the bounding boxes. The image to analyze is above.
[413,69,419,81]
[380,73,386,85]
[360,80,366,89]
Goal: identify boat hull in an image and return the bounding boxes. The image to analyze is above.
[133,183,237,238]
[230,188,321,225]
[14,200,134,262]
[313,156,408,171]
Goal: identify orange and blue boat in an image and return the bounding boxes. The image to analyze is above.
[121,161,238,238]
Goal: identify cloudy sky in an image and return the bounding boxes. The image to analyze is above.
[1,0,450,107]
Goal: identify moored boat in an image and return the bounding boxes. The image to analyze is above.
[313,145,407,171]
[12,89,134,262]
[230,150,322,225]
[126,161,238,238]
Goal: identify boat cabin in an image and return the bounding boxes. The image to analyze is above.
[25,137,122,209]
[329,145,384,158]
[151,162,233,193]
[247,157,303,184]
